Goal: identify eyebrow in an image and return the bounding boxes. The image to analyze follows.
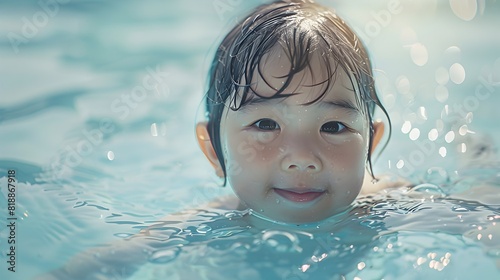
[239,97,361,115]
[319,99,361,115]
[238,98,280,113]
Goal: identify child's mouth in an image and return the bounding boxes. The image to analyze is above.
[273,188,325,203]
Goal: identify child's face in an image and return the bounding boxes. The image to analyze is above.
[218,52,370,224]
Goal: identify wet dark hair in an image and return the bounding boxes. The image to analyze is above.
[203,0,391,185]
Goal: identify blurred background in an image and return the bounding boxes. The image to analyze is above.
[0,0,499,278]
[1,0,499,179]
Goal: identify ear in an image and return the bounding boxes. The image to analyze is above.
[196,122,224,178]
[370,120,385,154]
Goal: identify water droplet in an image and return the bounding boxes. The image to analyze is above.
[459,143,467,153]
[301,264,311,272]
[261,230,299,252]
[275,199,280,204]
[224,211,243,219]
[459,125,468,135]
[163,237,189,247]
[409,183,446,197]
[149,247,180,264]
[150,123,158,137]
[451,205,469,212]
[465,112,473,123]
[196,224,212,234]
[107,151,115,161]
[417,257,427,266]
[418,107,428,120]
[113,233,133,238]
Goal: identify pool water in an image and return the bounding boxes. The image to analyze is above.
[1,0,500,279]
[128,180,500,280]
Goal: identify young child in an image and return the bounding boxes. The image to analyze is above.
[195,0,406,226]
[38,1,409,278]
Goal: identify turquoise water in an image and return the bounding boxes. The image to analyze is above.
[1,0,500,279]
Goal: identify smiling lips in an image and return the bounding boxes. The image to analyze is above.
[273,188,325,202]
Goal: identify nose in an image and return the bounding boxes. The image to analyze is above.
[280,147,322,173]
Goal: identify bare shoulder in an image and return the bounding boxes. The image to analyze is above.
[204,194,245,210]
[359,173,411,195]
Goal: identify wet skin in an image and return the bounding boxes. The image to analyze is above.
[217,50,371,224]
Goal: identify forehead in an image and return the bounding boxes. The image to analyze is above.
[242,47,358,107]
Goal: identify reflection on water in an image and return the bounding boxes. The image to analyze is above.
[127,172,500,279]
[22,166,499,279]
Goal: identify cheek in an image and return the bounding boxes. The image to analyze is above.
[225,131,279,165]
[223,134,277,204]
[334,135,366,161]
[325,136,366,171]
[221,132,275,191]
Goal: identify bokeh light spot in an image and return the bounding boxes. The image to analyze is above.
[439,146,447,157]
[409,128,421,141]
[396,76,411,94]
[445,131,455,143]
[418,106,428,120]
[460,143,467,153]
[449,63,466,84]
[428,128,439,141]
[449,0,478,21]
[435,85,449,102]
[458,125,468,135]
[151,123,158,136]
[400,27,418,45]
[444,46,462,62]
[410,43,429,66]
[435,67,450,85]
[402,121,412,134]
[107,151,115,161]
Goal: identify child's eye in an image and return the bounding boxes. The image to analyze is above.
[253,118,280,131]
[320,121,346,134]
